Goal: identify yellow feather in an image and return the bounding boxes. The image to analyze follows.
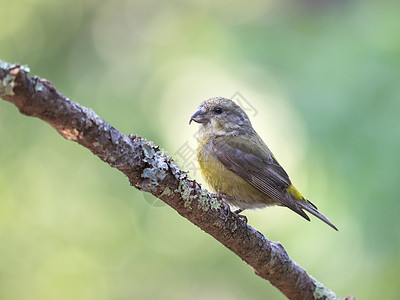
[286,184,304,200]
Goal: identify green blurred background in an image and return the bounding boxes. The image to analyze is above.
[1,0,400,299]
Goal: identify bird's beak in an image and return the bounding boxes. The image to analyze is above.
[189,108,207,125]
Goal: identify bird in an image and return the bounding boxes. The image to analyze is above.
[189,97,337,230]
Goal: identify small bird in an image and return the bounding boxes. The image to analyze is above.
[189,97,337,230]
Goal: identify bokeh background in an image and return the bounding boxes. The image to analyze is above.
[1,0,400,299]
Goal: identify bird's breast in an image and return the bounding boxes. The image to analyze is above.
[196,137,277,209]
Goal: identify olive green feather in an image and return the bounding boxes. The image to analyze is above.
[190,97,338,231]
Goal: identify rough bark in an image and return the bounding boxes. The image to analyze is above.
[0,60,346,300]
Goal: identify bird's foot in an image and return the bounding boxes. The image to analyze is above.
[210,194,247,223]
[211,193,237,203]
[233,208,244,214]
[233,208,247,223]
[210,193,228,200]
[238,214,248,224]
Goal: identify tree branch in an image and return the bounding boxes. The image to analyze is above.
[0,60,345,300]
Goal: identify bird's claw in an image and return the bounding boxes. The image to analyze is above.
[233,208,247,223]
[233,208,244,214]
[210,193,228,200]
[237,214,248,224]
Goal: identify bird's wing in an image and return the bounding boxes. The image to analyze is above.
[213,135,310,220]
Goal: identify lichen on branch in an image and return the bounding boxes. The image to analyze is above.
[0,60,345,300]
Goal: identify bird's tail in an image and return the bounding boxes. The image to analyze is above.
[298,199,338,231]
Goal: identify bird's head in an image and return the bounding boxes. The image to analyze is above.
[189,97,253,136]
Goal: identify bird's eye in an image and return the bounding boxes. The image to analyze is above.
[214,107,223,114]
